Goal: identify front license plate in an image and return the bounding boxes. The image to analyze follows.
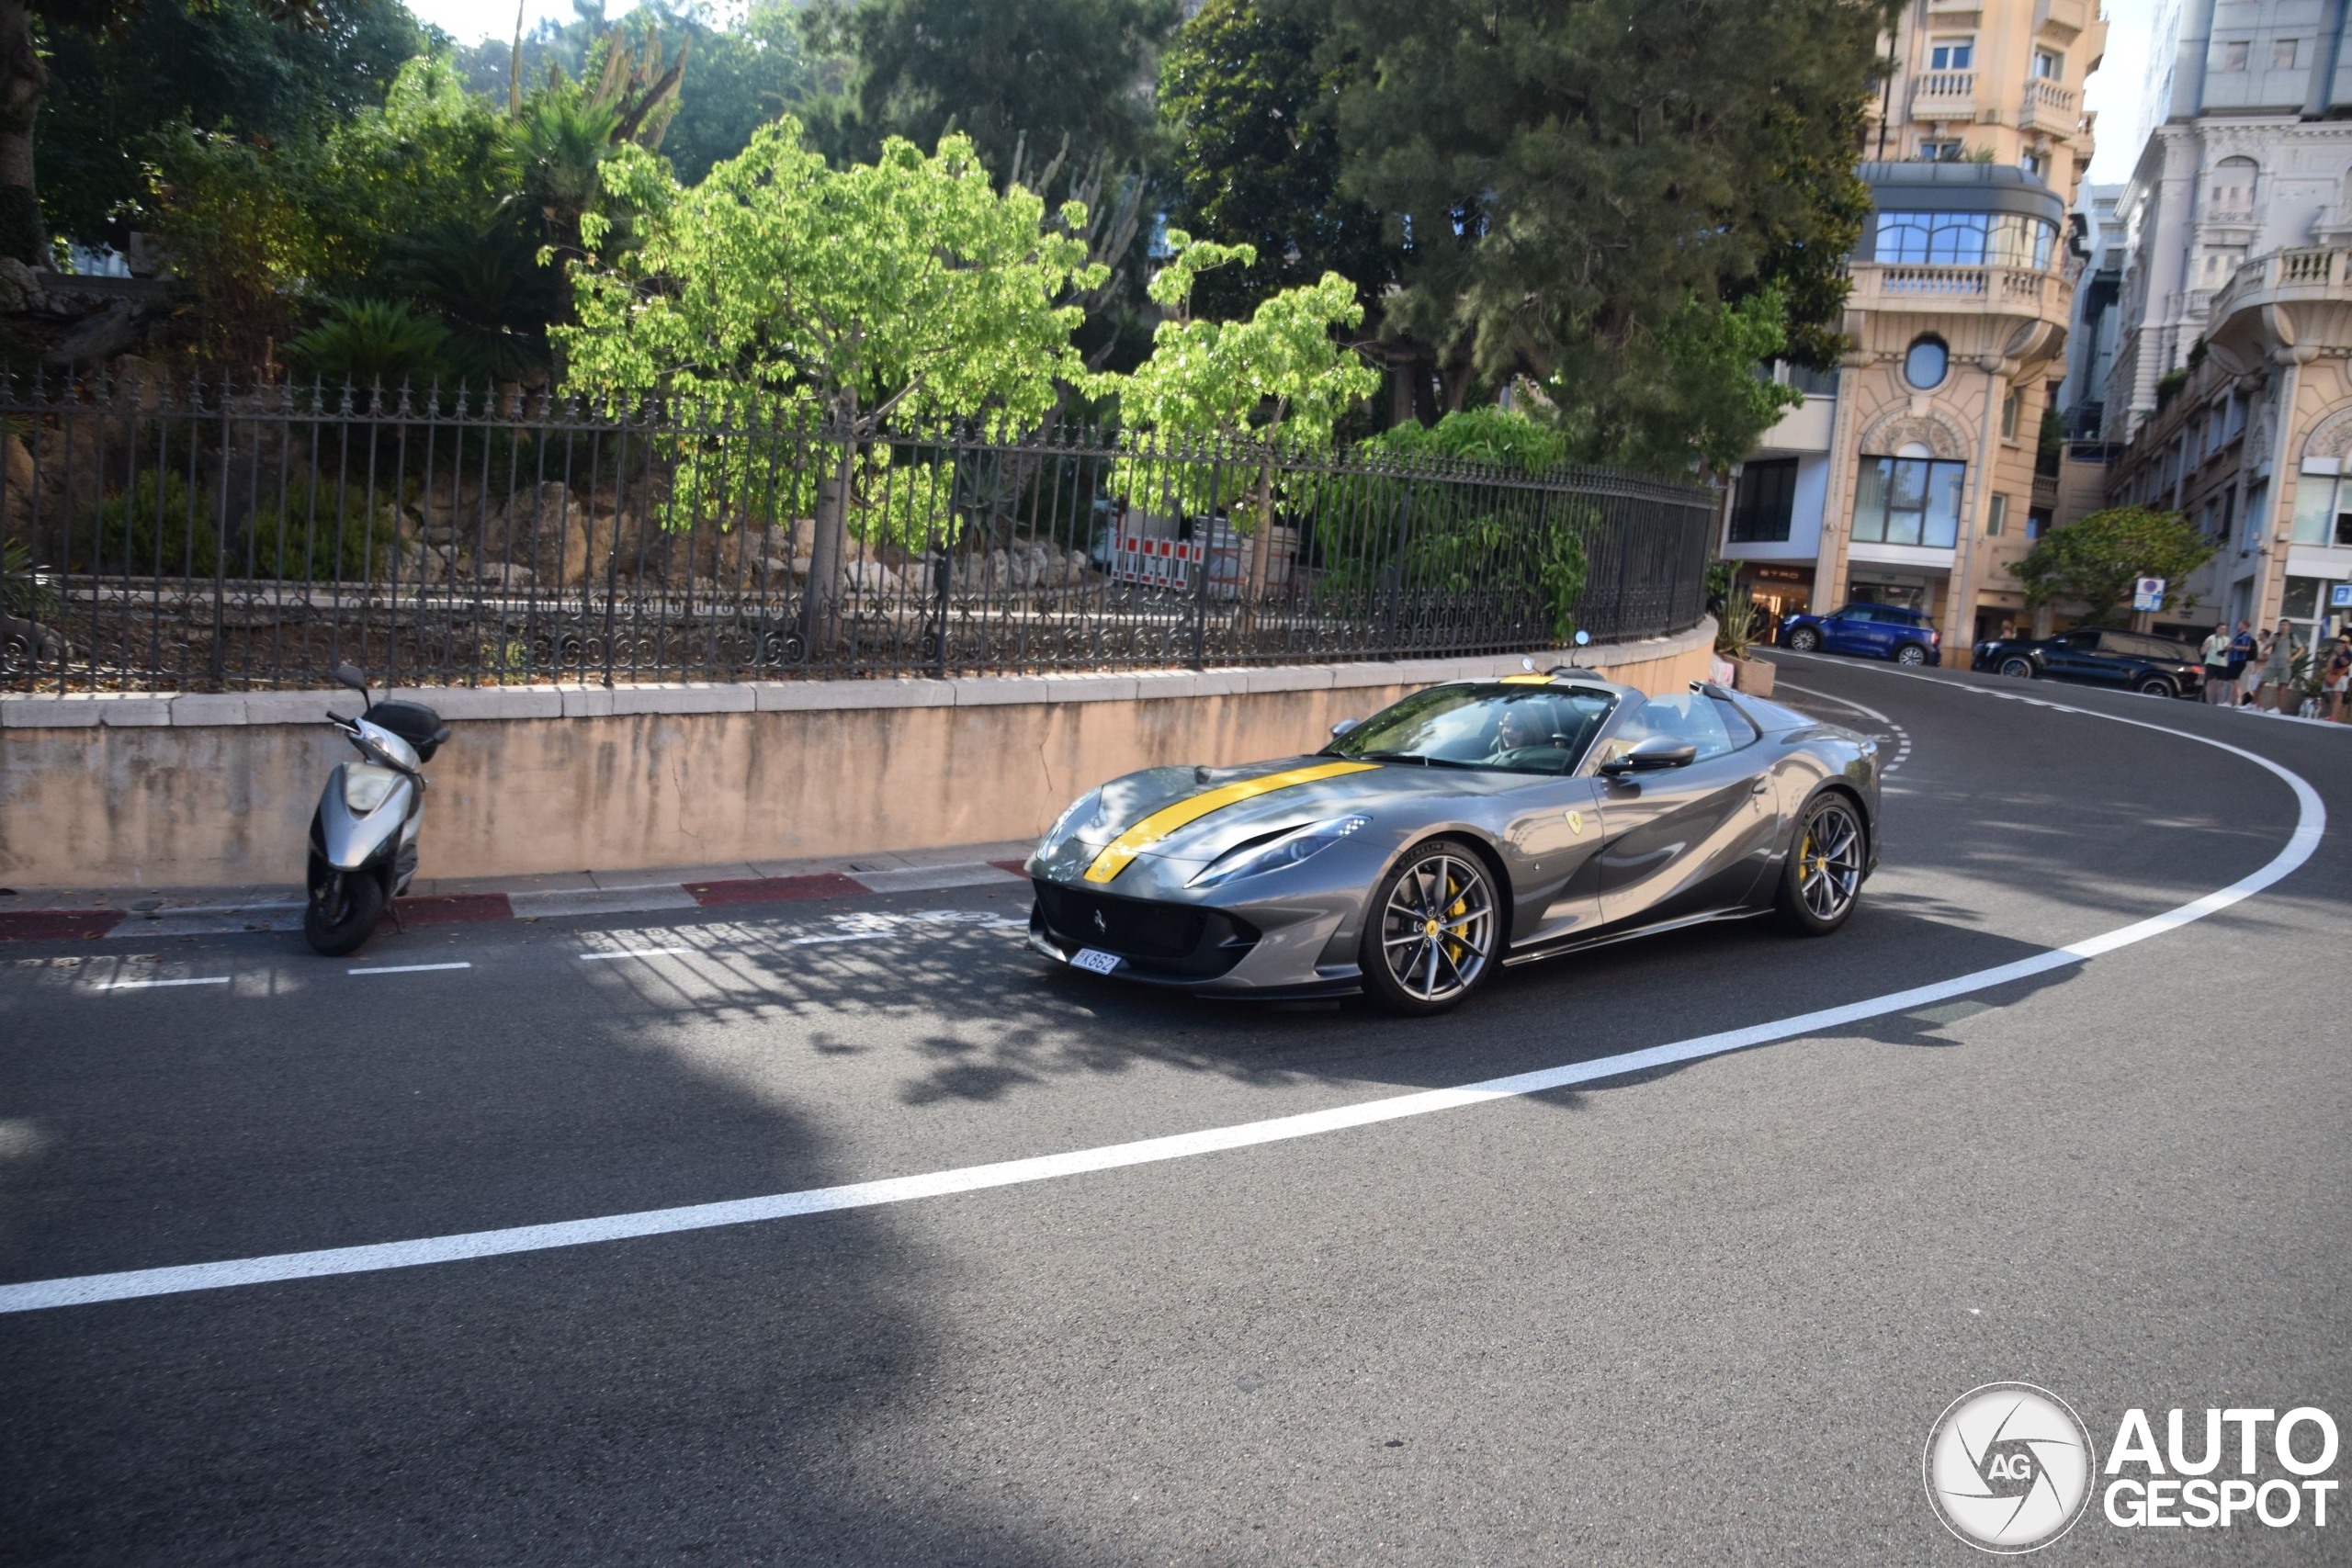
[1070,947,1123,975]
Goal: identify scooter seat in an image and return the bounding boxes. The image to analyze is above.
[363,700,449,763]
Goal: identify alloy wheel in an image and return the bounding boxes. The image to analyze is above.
[1895,644,1928,665]
[1377,852,1497,1004]
[1999,657,2034,679]
[1794,802,1863,922]
[1789,628,1820,651]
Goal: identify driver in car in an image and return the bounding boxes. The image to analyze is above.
[1484,705,1557,769]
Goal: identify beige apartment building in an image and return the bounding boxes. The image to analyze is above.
[1724,0,2107,653]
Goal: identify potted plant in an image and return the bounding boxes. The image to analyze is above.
[1713,586,1774,696]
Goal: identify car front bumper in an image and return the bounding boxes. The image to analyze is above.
[1024,869,1374,999]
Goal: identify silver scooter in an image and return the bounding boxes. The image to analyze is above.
[304,662,447,955]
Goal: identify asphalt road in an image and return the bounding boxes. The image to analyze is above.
[2,653,2347,1565]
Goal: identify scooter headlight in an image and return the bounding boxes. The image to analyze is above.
[343,762,402,814]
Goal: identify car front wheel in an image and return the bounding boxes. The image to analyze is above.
[1786,626,1821,652]
[1998,656,2035,679]
[1360,840,1500,1016]
[2135,675,2176,697]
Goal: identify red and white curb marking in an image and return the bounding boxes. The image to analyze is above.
[0,860,1034,942]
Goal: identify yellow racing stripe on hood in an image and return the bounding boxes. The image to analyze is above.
[1081,761,1380,884]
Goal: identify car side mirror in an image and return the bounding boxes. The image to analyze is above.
[1330,718,1361,738]
[1600,736,1699,776]
[331,662,369,700]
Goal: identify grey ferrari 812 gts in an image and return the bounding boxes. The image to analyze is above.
[1024,671,1881,1014]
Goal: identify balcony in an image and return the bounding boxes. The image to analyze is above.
[2018,78,2080,136]
[2211,247,2352,321]
[1908,72,1977,123]
[1848,261,2059,310]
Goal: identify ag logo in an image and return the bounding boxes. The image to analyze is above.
[1924,1382,2097,1553]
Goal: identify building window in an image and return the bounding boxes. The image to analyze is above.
[2022,150,2050,182]
[1728,457,1800,544]
[2274,38,2301,70]
[2025,510,2050,541]
[2220,39,2250,71]
[1987,493,2008,536]
[1918,138,1965,162]
[2209,156,2257,218]
[2033,49,2064,80]
[1854,455,1966,547]
[2000,389,2020,440]
[1904,335,1951,390]
[1929,37,1973,71]
[1874,210,2058,269]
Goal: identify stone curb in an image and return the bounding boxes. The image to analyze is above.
[0,860,1036,942]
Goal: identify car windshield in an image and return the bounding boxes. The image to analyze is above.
[1324,682,1618,775]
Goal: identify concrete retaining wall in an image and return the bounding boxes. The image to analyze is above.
[0,623,1714,890]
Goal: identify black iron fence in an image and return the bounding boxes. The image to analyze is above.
[0,374,1717,693]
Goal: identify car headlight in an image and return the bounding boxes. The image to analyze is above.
[343,762,402,814]
[1040,788,1104,854]
[1189,815,1370,889]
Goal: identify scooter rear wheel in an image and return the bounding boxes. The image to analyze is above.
[304,870,386,956]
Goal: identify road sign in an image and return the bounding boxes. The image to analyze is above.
[2332,582,2352,609]
[2132,576,2166,613]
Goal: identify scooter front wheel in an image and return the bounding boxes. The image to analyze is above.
[304,869,387,956]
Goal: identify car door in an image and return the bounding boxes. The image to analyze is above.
[2041,629,2104,684]
[1589,694,1778,927]
[1822,609,1870,655]
[1498,777,1611,946]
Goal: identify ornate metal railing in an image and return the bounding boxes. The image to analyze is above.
[0,374,1717,693]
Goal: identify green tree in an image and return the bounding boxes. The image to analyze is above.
[2007,506,2217,624]
[1157,0,1396,326]
[557,117,1104,612]
[798,0,1176,175]
[1089,230,1379,603]
[1323,0,1896,468]
[36,0,426,254]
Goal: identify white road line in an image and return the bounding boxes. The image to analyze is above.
[787,932,894,947]
[0,698,2323,1315]
[99,976,232,991]
[578,948,695,961]
[346,963,473,976]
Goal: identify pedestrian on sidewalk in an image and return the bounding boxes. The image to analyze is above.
[2200,622,2233,705]
[2254,619,2294,712]
[2227,619,2258,705]
[2327,636,2352,722]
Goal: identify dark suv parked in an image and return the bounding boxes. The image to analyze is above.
[1777,602,1942,665]
[1971,626,2207,698]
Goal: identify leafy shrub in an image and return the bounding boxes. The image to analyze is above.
[89,472,220,575]
[283,298,456,394]
[240,491,400,581]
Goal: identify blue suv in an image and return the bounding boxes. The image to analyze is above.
[1777,602,1942,666]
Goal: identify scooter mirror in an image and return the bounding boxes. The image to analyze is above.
[332,662,369,696]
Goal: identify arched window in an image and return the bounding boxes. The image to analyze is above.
[2210,157,2258,220]
[1905,336,1951,390]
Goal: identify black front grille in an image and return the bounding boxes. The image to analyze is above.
[1032,881,1258,978]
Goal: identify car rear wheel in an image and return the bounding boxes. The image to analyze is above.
[2135,675,2176,697]
[1997,656,2035,679]
[1894,643,1929,666]
[1360,840,1499,1016]
[1786,626,1821,652]
[1774,795,1864,936]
